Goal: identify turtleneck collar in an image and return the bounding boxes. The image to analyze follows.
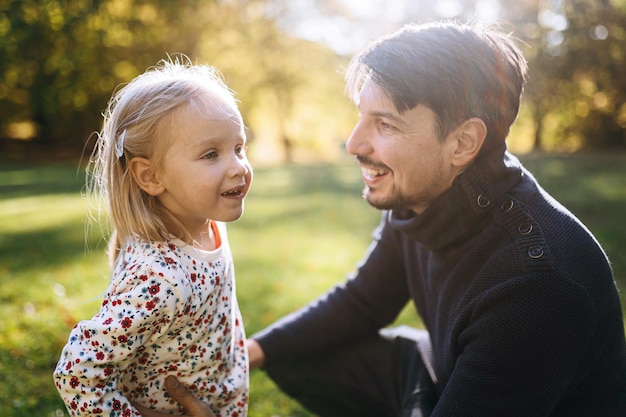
[387,148,524,251]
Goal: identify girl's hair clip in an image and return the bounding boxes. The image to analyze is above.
[116,129,126,159]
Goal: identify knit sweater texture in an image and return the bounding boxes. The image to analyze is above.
[253,151,626,417]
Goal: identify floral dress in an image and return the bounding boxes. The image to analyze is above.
[54,222,249,417]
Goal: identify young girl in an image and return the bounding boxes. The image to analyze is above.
[54,58,252,417]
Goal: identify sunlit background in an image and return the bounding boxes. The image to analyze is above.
[1,2,626,416]
[1,0,625,166]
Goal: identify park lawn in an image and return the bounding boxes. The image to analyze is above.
[1,152,625,416]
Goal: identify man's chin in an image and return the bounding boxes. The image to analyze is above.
[363,188,412,212]
[363,190,390,211]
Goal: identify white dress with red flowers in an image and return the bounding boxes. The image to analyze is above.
[54,222,249,417]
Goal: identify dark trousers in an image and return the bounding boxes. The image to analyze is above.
[263,326,437,417]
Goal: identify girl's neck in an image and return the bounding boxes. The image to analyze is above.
[191,220,218,251]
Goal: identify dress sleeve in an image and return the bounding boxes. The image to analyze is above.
[253,214,411,363]
[53,264,182,416]
[431,272,596,417]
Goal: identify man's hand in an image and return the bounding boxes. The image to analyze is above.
[247,339,265,370]
[137,340,264,416]
[135,375,216,417]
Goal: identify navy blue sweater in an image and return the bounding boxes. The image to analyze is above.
[253,151,626,416]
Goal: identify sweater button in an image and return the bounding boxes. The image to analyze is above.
[518,222,533,235]
[500,199,514,212]
[477,194,490,208]
[528,245,544,259]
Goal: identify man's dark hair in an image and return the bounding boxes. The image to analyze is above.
[345,21,528,154]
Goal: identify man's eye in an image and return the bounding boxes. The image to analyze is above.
[380,121,393,130]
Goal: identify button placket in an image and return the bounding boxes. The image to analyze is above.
[517,222,533,235]
[477,194,490,208]
[498,196,549,265]
[500,199,514,212]
[528,245,544,259]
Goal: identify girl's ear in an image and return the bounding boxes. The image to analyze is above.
[128,157,165,196]
[451,117,487,167]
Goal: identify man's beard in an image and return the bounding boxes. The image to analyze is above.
[361,165,446,213]
[362,185,417,211]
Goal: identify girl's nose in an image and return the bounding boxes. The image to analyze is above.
[229,156,250,177]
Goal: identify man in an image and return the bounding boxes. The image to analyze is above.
[143,21,626,417]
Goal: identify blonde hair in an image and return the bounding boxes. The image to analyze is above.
[87,56,239,263]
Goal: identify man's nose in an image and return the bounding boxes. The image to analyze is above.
[345,120,371,155]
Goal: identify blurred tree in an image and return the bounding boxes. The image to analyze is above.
[0,0,355,162]
[0,0,205,146]
[3,0,626,159]
[300,0,626,152]
[502,0,626,151]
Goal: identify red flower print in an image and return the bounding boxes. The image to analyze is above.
[164,257,175,265]
[145,301,156,310]
[112,399,121,410]
[104,365,114,376]
[191,273,197,282]
[118,335,128,344]
[96,352,105,360]
[83,330,91,338]
[139,274,148,281]
[103,318,113,325]
[148,284,160,295]
[168,243,177,251]
[69,376,80,388]
[121,317,133,328]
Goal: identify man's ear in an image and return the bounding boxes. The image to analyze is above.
[128,157,165,196]
[451,117,487,167]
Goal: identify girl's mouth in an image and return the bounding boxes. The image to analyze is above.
[221,185,246,198]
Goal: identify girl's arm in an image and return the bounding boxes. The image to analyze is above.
[53,268,179,416]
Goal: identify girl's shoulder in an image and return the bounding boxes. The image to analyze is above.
[104,239,192,299]
[112,239,187,282]
[121,238,183,264]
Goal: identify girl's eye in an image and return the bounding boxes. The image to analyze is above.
[236,145,248,156]
[203,151,218,160]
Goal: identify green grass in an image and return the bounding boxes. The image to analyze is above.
[1,152,625,416]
